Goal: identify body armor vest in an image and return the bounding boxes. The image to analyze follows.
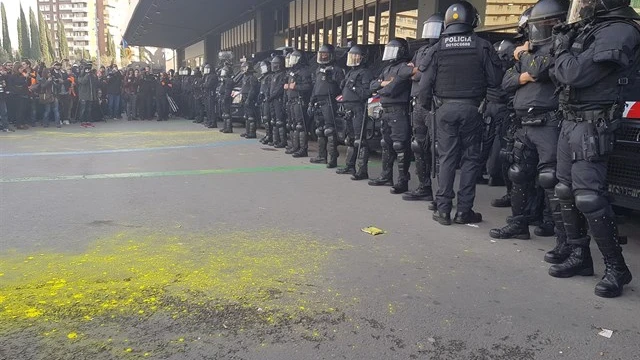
[434,33,487,99]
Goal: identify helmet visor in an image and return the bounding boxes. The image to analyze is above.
[285,56,291,68]
[271,62,282,72]
[203,67,210,75]
[220,68,228,77]
[382,45,399,61]
[529,19,560,45]
[518,13,530,29]
[422,21,443,40]
[567,0,596,24]
[260,63,269,74]
[317,52,332,64]
[346,53,363,67]
[290,54,301,67]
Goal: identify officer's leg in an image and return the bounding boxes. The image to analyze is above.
[531,124,561,237]
[245,104,257,139]
[310,109,328,163]
[351,107,369,180]
[404,106,433,201]
[261,102,273,144]
[286,103,299,154]
[390,107,411,194]
[548,121,594,279]
[337,104,357,174]
[492,118,515,207]
[321,101,339,168]
[273,101,286,147]
[222,98,233,133]
[433,103,460,223]
[241,103,249,137]
[572,125,630,297]
[269,102,280,145]
[369,119,395,186]
[454,104,484,223]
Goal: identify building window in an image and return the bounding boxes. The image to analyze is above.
[345,12,353,47]
[395,9,418,40]
[379,2,390,44]
[335,15,342,47]
[325,18,333,45]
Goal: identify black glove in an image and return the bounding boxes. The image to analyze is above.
[307,103,315,118]
[552,23,577,56]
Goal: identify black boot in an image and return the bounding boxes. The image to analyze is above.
[454,210,483,224]
[489,216,531,240]
[428,201,437,211]
[240,118,249,137]
[310,136,328,164]
[222,117,233,133]
[535,222,555,237]
[246,120,257,139]
[402,185,433,201]
[351,146,369,180]
[403,149,432,200]
[548,244,594,278]
[433,210,452,226]
[286,130,299,154]
[271,122,280,146]
[327,134,338,169]
[274,126,287,148]
[544,234,572,264]
[293,129,309,158]
[337,146,356,174]
[491,194,511,208]
[391,149,410,194]
[368,145,394,186]
[590,213,632,298]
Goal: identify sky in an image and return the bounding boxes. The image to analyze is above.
[1,0,39,52]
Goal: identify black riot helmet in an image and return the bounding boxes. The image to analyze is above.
[185,67,192,76]
[317,44,335,65]
[422,13,445,43]
[515,7,533,40]
[528,0,569,46]
[346,45,367,67]
[382,38,410,62]
[241,60,254,73]
[494,39,516,62]
[567,0,638,23]
[271,55,285,72]
[443,1,480,35]
[289,50,305,67]
[259,60,271,75]
[193,67,202,77]
[203,63,211,75]
[218,51,234,66]
[178,67,184,76]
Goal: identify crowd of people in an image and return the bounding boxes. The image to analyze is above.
[0,60,175,131]
[1,0,637,299]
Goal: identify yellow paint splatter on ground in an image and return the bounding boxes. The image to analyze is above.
[0,230,338,331]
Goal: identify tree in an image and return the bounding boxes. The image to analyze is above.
[0,46,9,63]
[1,3,12,60]
[108,33,117,63]
[37,9,53,64]
[18,5,31,59]
[57,19,69,59]
[29,7,41,61]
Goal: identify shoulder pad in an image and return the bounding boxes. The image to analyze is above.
[591,21,640,66]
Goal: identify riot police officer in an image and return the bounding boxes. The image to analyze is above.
[336,45,374,176]
[285,50,313,157]
[402,14,444,200]
[218,52,235,133]
[489,0,568,241]
[549,0,639,297]
[239,61,260,138]
[203,63,218,128]
[183,67,195,120]
[268,55,288,148]
[418,1,503,225]
[192,67,205,123]
[368,38,413,194]
[258,59,273,144]
[309,44,345,167]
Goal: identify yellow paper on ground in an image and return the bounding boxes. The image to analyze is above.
[361,226,385,236]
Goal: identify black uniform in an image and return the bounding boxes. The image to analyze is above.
[203,71,218,128]
[310,65,345,166]
[192,71,205,123]
[418,31,503,223]
[549,7,640,297]
[0,72,9,131]
[286,64,313,156]
[240,71,260,138]
[490,42,562,240]
[337,65,373,175]
[369,61,413,193]
[259,72,273,144]
[218,64,235,133]
[268,69,287,147]
[405,43,436,200]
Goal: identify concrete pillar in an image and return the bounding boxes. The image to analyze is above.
[205,33,220,64]
[256,6,275,52]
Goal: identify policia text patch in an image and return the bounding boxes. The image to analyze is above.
[442,36,475,48]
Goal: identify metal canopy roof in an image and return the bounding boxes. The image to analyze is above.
[123,0,259,49]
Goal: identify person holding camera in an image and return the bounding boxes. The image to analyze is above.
[0,64,12,132]
[37,67,62,128]
[106,65,123,119]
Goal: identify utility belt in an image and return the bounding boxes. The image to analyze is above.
[434,96,482,108]
[563,105,622,161]
[517,110,560,126]
[381,103,407,113]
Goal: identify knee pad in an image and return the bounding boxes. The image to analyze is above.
[555,183,573,201]
[537,169,558,190]
[575,192,609,216]
[315,127,324,137]
[324,128,334,137]
[411,140,423,154]
[393,141,405,152]
[508,164,533,184]
[296,124,304,131]
[380,138,388,149]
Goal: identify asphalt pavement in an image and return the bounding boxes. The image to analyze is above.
[1,119,638,360]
